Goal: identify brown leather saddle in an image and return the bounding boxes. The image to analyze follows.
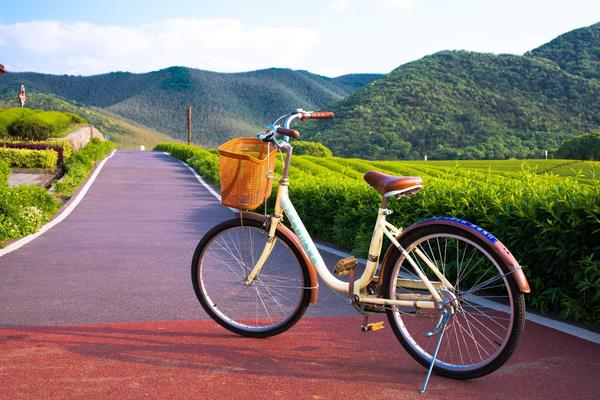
[363,171,423,197]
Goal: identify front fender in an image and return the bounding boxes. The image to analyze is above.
[382,217,530,293]
[238,212,319,304]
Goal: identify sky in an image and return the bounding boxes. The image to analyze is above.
[0,0,599,77]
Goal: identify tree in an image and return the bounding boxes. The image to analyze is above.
[555,133,600,160]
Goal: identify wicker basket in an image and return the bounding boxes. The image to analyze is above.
[218,138,277,210]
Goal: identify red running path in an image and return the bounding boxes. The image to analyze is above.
[1,318,599,400]
[0,151,598,399]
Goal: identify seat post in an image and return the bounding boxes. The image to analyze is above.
[380,195,389,210]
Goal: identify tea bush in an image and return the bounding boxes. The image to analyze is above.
[157,142,600,325]
[292,141,333,157]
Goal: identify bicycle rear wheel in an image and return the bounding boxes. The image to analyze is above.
[382,224,525,379]
[192,217,311,338]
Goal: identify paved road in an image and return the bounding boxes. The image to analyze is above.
[1,150,598,399]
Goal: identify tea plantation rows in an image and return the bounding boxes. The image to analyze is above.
[156,142,600,327]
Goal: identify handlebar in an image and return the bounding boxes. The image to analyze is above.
[258,108,334,143]
[276,127,300,138]
[300,111,334,120]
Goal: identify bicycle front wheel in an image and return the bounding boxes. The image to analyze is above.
[192,217,311,338]
[382,224,525,380]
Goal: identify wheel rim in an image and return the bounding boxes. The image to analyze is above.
[197,225,306,333]
[389,233,515,372]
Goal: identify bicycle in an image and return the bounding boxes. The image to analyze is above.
[191,109,531,393]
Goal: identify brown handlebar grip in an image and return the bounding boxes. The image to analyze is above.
[310,111,334,119]
[276,127,300,138]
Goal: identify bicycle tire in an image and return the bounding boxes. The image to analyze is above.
[192,217,311,338]
[382,224,525,379]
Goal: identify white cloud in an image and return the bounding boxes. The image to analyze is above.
[0,18,318,75]
[330,0,351,10]
[330,0,417,10]
[376,0,417,9]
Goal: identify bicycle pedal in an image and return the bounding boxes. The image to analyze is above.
[334,256,357,277]
[361,321,385,332]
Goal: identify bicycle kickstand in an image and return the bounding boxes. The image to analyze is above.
[419,307,453,394]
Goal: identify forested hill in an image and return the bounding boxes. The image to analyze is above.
[302,22,600,160]
[0,67,381,146]
[527,22,600,80]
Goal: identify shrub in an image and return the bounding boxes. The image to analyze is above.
[0,160,9,186]
[159,142,600,326]
[0,108,86,141]
[0,184,58,242]
[8,116,54,141]
[65,112,86,124]
[0,140,72,165]
[0,124,7,140]
[53,139,115,197]
[34,111,72,133]
[292,141,333,157]
[0,147,58,169]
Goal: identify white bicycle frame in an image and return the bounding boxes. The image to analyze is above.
[246,112,456,310]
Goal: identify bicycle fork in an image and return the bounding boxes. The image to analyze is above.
[245,216,279,285]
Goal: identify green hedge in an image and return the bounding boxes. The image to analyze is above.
[0,147,58,169]
[0,160,9,186]
[157,142,600,326]
[0,108,86,141]
[292,141,333,157]
[155,142,220,182]
[53,139,115,197]
[0,139,73,165]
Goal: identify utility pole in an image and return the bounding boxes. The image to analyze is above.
[187,106,192,145]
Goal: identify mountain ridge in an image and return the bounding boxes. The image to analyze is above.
[1,21,599,158]
[301,22,600,159]
[0,67,382,146]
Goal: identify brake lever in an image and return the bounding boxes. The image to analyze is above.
[257,132,274,142]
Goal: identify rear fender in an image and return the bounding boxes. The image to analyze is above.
[239,212,319,304]
[379,217,530,293]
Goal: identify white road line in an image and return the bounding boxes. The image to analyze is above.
[0,149,117,258]
[173,153,600,344]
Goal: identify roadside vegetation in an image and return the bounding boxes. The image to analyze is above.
[0,105,115,245]
[0,93,173,149]
[0,107,84,141]
[0,159,58,242]
[0,139,114,243]
[53,139,115,197]
[156,142,600,326]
